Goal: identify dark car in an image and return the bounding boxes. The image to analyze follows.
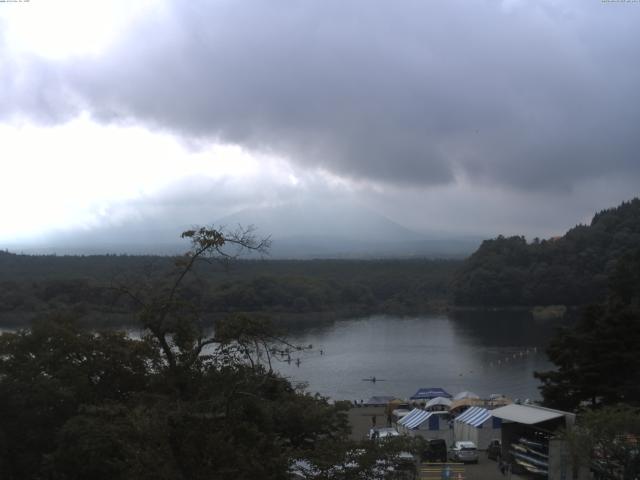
[487,439,502,460]
[421,439,447,463]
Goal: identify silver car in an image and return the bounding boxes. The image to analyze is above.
[368,427,400,441]
[449,441,479,463]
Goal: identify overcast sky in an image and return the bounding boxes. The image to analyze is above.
[1,0,639,249]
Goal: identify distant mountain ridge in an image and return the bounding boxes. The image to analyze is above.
[216,202,481,258]
[217,202,425,243]
[7,201,481,258]
[451,198,640,307]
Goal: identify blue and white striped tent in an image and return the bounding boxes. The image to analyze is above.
[397,409,452,441]
[453,407,502,449]
[398,408,433,430]
[455,406,492,427]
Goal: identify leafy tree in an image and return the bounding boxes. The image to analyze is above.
[563,405,640,480]
[0,226,417,479]
[535,249,640,410]
[0,316,157,479]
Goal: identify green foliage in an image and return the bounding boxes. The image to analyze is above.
[452,198,640,306]
[0,315,358,479]
[563,405,640,480]
[0,316,157,479]
[535,248,640,411]
[0,226,417,479]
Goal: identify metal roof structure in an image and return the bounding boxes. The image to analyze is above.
[397,408,433,430]
[454,406,492,427]
[491,404,568,425]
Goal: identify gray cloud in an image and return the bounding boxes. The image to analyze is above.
[3,0,640,191]
[16,170,366,254]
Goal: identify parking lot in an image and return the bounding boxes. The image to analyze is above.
[419,460,526,480]
[348,407,527,480]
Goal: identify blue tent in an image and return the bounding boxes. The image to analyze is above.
[410,387,452,400]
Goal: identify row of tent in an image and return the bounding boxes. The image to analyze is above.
[366,388,508,410]
[396,406,502,449]
[405,387,511,413]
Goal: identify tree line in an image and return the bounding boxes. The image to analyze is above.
[452,198,640,307]
[0,254,458,327]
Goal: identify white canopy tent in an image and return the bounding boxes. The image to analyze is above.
[453,391,480,400]
[425,396,452,410]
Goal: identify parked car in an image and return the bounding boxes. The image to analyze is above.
[487,439,502,460]
[448,441,479,463]
[421,438,448,463]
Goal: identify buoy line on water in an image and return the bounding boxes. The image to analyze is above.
[488,347,538,368]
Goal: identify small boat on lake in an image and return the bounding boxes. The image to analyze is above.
[362,376,386,383]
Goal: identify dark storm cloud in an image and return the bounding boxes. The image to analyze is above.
[4,0,640,189]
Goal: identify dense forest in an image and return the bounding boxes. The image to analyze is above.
[452,198,640,307]
[0,252,458,327]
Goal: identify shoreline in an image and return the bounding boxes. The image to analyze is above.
[0,303,578,329]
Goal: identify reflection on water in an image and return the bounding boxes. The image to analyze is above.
[275,312,566,402]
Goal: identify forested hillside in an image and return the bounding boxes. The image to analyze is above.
[535,247,640,410]
[452,198,640,307]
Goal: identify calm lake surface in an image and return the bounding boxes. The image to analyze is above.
[274,312,564,402]
[0,311,564,403]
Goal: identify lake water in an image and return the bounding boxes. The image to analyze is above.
[274,312,564,402]
[1,311,564,403]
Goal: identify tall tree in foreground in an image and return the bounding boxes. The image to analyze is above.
[0,226,417,479]
[535,249,640,411]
